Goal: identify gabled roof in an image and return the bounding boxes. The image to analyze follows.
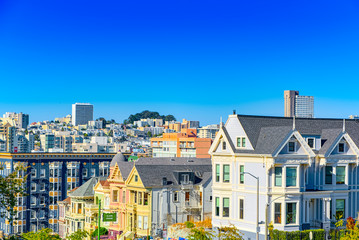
[226,115,359,156]
[69,177,106,198]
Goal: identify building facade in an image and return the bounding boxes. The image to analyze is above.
[151,129,212,158]
[0,153,115,235]
[210,114,359,239]
[72,103,94,126]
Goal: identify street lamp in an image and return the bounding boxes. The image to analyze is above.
[243,172,259,240]
[264,195,293,240]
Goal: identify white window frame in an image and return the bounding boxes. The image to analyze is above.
[288,141,296,152]
[307,138,315,149]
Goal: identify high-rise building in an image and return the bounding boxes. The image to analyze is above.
[1,112,29,129]
[295,95,314,118]
[71,103,93,126]
[284,90,299,117]
[284,90,314,118]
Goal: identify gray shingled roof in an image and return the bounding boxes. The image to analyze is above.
[110,153,126,167]
[231,115,359,155]
[69,177,106,197]
[131,157,212,188]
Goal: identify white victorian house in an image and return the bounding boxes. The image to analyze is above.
[210,114,359,240]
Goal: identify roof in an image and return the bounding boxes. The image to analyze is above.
[110,152,126,167]
[69,177,106,197]
[132,157,212,188]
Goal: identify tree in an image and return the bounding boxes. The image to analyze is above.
[67,230,89,240]
[91,227,108,238]
[147,131,152,138]
[0,163,27,227]
[218,225,244,240]
[22,228,61,240]
[188,227,214,240]
[107,130,113,137]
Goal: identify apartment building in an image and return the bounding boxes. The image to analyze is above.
[1,112,29,129]
[151,129,212,158]
[210,114,359,239]
[197,124,219,140]
[72,103,93,126]
[0,153,115,235]
[0,123,16,152]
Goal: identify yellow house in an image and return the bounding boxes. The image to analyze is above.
[122,166,152,239]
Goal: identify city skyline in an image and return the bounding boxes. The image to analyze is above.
[1,1,359,124]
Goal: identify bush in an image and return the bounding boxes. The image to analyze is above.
[91,227,108,237]
[270,229,325,240]
[185,221,195,228]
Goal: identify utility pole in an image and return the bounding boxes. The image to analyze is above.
[98,199,101,240]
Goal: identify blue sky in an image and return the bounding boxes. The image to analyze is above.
[1,0,359,125]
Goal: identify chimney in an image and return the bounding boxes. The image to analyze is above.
[233,110,236,115]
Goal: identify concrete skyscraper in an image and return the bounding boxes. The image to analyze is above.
[284,90,314,118]
[72,103,94,126]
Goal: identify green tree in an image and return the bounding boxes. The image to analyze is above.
[107,130,113,137]
[147,131,152,138]
[218,225,244,240]
[91,227,108,238]
[67,230,89,240]
[0,164,27,226]
[188,227,214,240]
[22,228,61,240]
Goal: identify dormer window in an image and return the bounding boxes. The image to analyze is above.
[237,137,246,148]
[338,143,345,153]
[181,174,190,184]
[307,138,314,148]
[222,141,226,150]
[288,142,295,152]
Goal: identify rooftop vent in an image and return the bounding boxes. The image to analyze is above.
[170,158,175,162]
[187,159,194,163]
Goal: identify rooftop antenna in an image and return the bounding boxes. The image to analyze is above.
[292,116,296,130]
[343,119,346,133]
[220,116,223,128]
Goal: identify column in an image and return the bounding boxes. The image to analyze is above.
[283,167,287,188]
[332,166,336,187]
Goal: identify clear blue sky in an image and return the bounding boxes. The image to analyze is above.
[1,0,359,125]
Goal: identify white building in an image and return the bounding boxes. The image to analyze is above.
[72,103,93,126]
[210,114,359,239]
[197,124,219,139]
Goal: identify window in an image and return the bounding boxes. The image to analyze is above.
[286,167,297,187]
[40,182,45,191]
[242,138,246,147]
[223,165,230,183]
[40,196,45,205]
[138,215,143,229]
[82,168,88,177]
[336,199,345,218]
[336,167,345,184]
[185,192,190,202]
[143,216,148,230]
[122,190,126,203]
[50,169,54,177]
[181,174,190,184]
[237,138,241,147]
[173,192,179,202]
[222,141,226,150]
[275,167,282,187]
[325,166,333,185]
[54,169,58,177]
[274,203,281,224]
[31,183,36,191]
[135,175,138,182]
[239,199,244,219]
[67,169,71,177]
[113,190,118,202]
[139,192,142,205]
[288,142,295,152]
[239,165,244,184]
[144,193,148,205]
[40,169,45,178]
[134,191,137,204]
[215,164,220,182]
[338,143,345,153]
[286,203,296,224]
[31,196,36,205]
[215,197,220,216]
[31,169,36,178]
[307,138,314,148]
[223,198,229,217]
[91,168,96,177]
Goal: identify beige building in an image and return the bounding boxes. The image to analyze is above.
[284,90,299,117]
